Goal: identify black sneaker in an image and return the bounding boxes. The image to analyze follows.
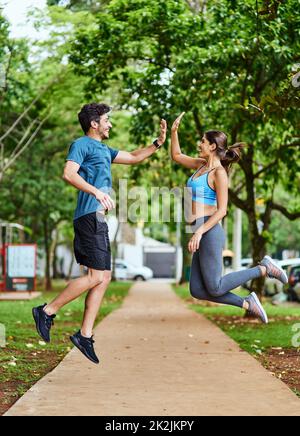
[70,331,100,365]
[32,303,56,343]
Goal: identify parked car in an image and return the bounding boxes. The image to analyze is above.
[264,258,300,296]
[241,258,253,270]
[114,259,154,281]
[287,265,300,302]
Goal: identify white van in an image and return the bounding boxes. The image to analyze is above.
[114,259,154,281]
[265,258,300,296]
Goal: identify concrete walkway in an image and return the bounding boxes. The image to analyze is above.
[5,283,300,416]
[0,292,41,301]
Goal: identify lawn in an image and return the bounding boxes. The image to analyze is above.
[0,280,131,415]
[174,283,300,397]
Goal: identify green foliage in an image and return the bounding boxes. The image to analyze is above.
[0,14,33,117]
[47,0,108,11]
[0,14,9,58]
[269,211,300,256]
[70,0,300,159]
[1,1,299,282]
[0,9,90,283]
[70,0,300,263]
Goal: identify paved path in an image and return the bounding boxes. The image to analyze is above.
[5,283,300,416]
[0,292,41,301]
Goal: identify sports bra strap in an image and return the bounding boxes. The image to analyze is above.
[191,164,205,180]
[192,165,215,181]
[195,163,206,173]
[207,167,216,174]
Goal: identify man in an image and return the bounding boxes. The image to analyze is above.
[33,103,167,364]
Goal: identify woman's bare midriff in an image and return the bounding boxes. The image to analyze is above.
[186,201,218,224]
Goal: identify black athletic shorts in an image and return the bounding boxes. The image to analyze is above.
[73,212,111,271]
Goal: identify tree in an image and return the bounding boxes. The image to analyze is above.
[1,2,132,288]
[71,0,300,295]
[0,125,76,289]
[0,12,52,183]
[0,90,52,183]
[0,9,89,289]
[47,0,109,11]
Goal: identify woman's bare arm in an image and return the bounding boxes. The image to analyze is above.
[171,113,205,170]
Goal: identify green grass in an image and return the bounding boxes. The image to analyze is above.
[174,284,300,354]
[0,280,131,414]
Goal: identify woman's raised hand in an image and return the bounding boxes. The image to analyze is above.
[157,119,167,146]
[171,112,186,132]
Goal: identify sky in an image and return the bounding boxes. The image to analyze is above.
[1,0,47,38]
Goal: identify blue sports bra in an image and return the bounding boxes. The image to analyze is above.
[187,165,217,206]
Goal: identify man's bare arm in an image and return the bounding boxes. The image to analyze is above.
[113,119,167,165]
[63,161,115,210]
[113,145,157,165]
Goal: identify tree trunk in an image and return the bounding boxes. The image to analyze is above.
[43,218,52,291]
[51,229,59,280]
[247,210,267,299]
[52,243,58,279]
[67,250,75,282]
[250,244,267,299]
[111,221,120,282]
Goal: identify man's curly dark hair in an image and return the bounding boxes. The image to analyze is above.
[78,103,111,134]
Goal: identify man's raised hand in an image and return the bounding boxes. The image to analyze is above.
[157,119,167,146]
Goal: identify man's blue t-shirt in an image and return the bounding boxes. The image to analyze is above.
[66,136,119,220]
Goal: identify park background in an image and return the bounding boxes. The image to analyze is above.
[0,0,299,293]
[0,0,300,415]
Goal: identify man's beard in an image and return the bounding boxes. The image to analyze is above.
[100,129,109,140]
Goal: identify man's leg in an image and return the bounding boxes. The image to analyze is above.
[81,270,112,338]
[44,268,105,316]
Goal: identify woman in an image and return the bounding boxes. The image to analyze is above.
[171,113,288,323]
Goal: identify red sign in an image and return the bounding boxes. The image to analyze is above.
[0,244,37,292]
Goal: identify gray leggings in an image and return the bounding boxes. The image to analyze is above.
[189,217,262,309]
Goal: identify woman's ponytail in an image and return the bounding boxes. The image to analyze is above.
[204,131,246,174]
[221,143,246,173]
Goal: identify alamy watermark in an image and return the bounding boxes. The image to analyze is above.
[0,323,6,348]
[98,180,205,233]
[292,64,300,88]
[0,65,5,89]
[291,323,300,348]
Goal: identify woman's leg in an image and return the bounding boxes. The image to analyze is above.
[190,249,245,309]
[199,224,262,298]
